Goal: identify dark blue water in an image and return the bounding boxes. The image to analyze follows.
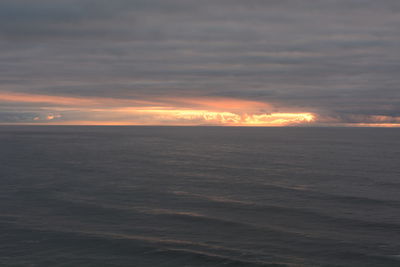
[1,126,399,266]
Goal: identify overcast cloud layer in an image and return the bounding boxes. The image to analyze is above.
[1,0,400,125]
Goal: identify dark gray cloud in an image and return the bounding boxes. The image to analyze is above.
[1,0,400,124]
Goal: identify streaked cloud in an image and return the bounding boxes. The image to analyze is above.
[0,0,399,126]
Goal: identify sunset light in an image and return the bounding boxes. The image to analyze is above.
[0,91,316,126]
[2,1,400,266]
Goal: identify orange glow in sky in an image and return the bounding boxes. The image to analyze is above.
[2,90,398,127]
[0,91,318,126]
[116,109,316,126]
[0,92,160,107]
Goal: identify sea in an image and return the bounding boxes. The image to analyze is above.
[0,126,399,267]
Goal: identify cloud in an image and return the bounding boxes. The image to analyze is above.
[0,0,400,125]
[0,91,316,125]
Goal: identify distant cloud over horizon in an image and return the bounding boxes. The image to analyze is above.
[1,0,400,126]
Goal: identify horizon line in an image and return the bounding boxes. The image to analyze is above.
[1,124,399,128]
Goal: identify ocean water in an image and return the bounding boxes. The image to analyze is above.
[0,126,399,267]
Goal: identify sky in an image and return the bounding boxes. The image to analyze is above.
[1,0,400,126]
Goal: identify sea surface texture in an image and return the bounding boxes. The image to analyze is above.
[0,126,399,267]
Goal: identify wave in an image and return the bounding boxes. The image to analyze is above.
[5,220,400,267]
[47,191,400,237]
[1,222,292,267]
[172,183,400,207]
[153,247,289,267]
[41,194,328,239]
